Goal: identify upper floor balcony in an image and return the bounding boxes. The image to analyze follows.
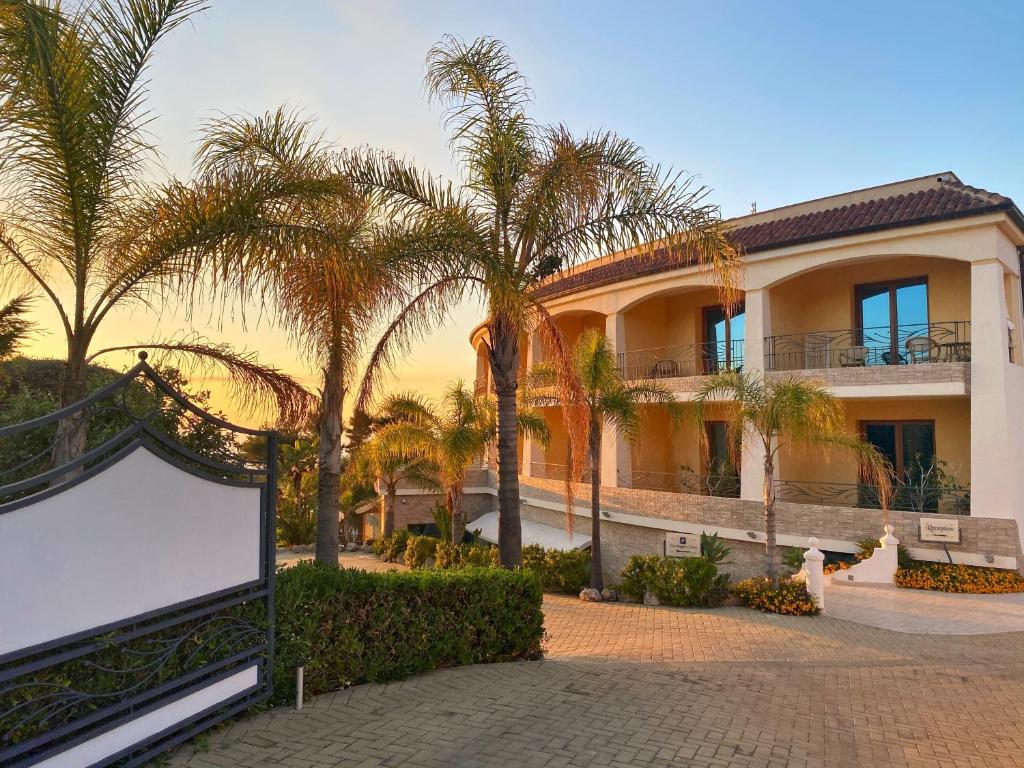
[618,339,744,380]
[765,320,971,371]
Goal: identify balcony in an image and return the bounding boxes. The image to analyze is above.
[765,321,970,372]
[631,468,740,498]
[775,479,970,515]
[618,340,744,380]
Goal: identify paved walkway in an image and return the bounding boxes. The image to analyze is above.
[824,581,1024,634]
[168,596,1024,768]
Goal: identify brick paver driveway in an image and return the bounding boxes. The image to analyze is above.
[168,596,1024,768]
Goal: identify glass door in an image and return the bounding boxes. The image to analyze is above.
[702,304,745,373]
[704,421,739,497]
[861,420,937,510]
[855,278,928,365]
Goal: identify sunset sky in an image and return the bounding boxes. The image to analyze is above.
[15,0,1024,427]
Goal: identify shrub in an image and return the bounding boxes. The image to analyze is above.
[372,529,410,561]
[619,555,729,607]
[273,562,543,705]
[895,562,1024,593]
[731,577,820,616]
[434,540,499,569]
[403,534,440,569]
[521,545,590,594]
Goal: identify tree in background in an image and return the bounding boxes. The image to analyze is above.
[352,398,436,539]
[349,36,740,567]
[532,328,678,591]
[0,1,318,469]
[368,383,548,545]
[691,370,892,583]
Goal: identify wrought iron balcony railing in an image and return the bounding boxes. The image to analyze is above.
[774,479,970,514]
[631,468,741,497]
[765,320,970,372]
[617,340,744,380]
[529,462,593,483]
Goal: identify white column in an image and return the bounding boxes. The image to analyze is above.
[970,260,1016,520]
[740,289,776,501]
[602,312,632,487]
[521,332,542,478]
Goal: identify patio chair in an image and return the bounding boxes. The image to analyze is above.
[650,359,679,378]
[838,345,867,367]
[906,336,940,363]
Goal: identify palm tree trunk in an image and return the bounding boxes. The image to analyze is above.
[489,318,522,568]
[763,453,778,583]
[52,336,89,471]
[589,413,603,591]
[450,486,465,545]
[381,483,396,539]
[316,356,345,565]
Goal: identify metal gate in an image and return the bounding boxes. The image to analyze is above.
[0,356,276,767]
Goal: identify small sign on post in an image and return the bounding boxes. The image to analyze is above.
[665,530,700,558]
[919,518,960,544]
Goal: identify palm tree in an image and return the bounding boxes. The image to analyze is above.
[559,328,679,591]
[370,383,548,545]
[347,36,741,568]
[691,370,892,583]
[351,399,436,540]
[0,1,318,468]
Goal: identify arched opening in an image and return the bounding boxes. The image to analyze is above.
[621,285,745,380]
[765,255,971,371]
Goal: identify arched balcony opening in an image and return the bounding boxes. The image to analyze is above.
[629,402,741,498]
[620,286,745,381]
[764,256,972,371]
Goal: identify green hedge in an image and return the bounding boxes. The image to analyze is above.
[372,529,410,560]
[273,562,542,704]
[521,545,590,594]
[620,555,729,607]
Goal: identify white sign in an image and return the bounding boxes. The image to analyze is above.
[919,517,960,544]
[666,530,700,558]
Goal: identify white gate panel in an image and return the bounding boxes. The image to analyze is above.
[0,445,262,655]
[34,664,259,768]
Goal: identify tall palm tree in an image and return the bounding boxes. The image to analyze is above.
[691,370,892,583]
[370,383,548,545]
[194,109,431,564]
[559,328,679,591]
[0,1,318,467]
[348,36,740,567]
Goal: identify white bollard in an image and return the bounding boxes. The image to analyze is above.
[802,537,825,611]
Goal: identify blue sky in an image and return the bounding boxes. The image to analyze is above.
[24,0,1024,422]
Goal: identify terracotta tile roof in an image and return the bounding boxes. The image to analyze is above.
[536,177,1021,300]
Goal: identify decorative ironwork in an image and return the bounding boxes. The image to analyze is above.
[0,356,277,767]
[617,340,744,380]
[631,468,741,498]
[765,320,970,371]
[774,479,970,514]
[529,462,593,483]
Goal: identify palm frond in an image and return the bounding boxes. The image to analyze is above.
[86,334,316,428]
[0,292,35,360]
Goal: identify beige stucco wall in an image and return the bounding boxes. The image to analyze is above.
[777,397,971,487]
[769,256,970,337]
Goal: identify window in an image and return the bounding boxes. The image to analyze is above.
[860,420,936,479]
[702,303,745,373]
[703,421,740,497]
[854,278,928,365]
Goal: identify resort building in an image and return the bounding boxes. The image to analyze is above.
[418,173,1024,579]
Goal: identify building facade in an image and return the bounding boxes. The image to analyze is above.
[465,172,1024,580]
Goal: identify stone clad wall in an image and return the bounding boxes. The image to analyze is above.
[766,362,969,389]
[522,476,1023,570]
